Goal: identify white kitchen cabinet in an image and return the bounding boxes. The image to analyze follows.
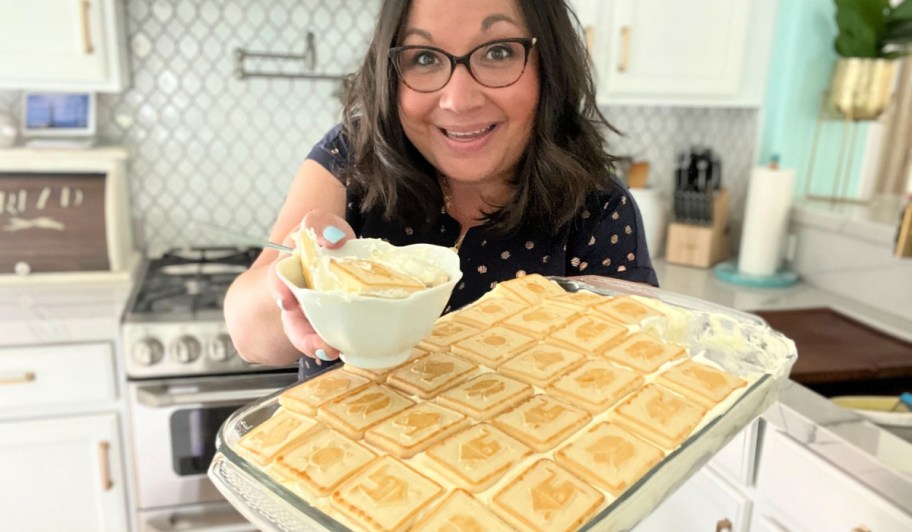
[634,466,751,532]
[570,0,777,107]
[0,414,129,531]
[754,426,912,532]
[0,0,130,92]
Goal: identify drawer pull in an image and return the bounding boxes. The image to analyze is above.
[852,527,871,532]
[618,26,631,72]
[80,0,95,54]
[0,371,36,385]
[716,518,732,532]
[98,441,112,491]
[584,26,595,56]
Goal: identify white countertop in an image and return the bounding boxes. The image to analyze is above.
[653,259,912,343]
[0,279,133,347]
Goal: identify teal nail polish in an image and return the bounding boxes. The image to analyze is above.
[316,348,331,361]
[322,225,345,244]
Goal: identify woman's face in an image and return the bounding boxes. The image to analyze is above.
[396,0,539,188]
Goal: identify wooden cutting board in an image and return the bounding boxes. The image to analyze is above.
[753,308,912,396]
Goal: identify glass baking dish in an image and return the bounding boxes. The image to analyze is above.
[209,276,797,531]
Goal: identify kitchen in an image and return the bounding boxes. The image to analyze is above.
[0,0,910,531]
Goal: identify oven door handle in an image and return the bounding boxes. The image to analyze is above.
[145,508,258,532]
[136,386,284,408]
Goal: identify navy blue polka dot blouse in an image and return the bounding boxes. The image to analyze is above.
[307,125,658,313]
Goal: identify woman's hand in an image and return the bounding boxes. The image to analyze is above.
[269,210,356,363]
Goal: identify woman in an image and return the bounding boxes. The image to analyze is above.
[224,0,658,372]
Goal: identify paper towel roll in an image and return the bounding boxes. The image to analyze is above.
[737,166,796,276]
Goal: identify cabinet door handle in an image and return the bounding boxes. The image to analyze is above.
[0,371,36,385]
[852,527,871,532]
[80,0,95,54]
[584,26,595,57]
[716,518,732,532]
[618,26,631,72]
[98,441,113,491]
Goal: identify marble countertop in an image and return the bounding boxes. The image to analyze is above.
[654,259,911,514]
[653,259,912,343]
[0,279,133,347]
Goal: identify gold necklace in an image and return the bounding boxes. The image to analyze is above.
[439,175,467,252]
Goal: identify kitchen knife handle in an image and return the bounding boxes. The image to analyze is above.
[98,441,113,491]
[80,0,95,54]
[618,26,630,72]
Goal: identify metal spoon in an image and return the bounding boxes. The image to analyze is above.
[190,219,294,254]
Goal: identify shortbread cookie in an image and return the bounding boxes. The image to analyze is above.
[386,352,477,399]
[547,289,605,312]
[342,348,424,383]
[547,359,644,414]
[601,332,686,374]
[412,489,514,532]
[436,373,534,420]
[273,428,376,497]
[424,423,531,493]
[492,394,591,452]
[555,422,664,496]
[364,402,469,458]
[611,384,707,450]
[656,359,747,407]
[549,314,628,355]
[449,296,529,329]
[450,326,536,368]
[501,301,580,339]
[492,273,565,304]
[491,458,604,532]
[331,455,444,532]
[318,384,414,439]
[279,370,370,415]
[418,320,481,352]
[329,257,426,295]
[235,408,323,466]
[498,343,585,387]
[594,295,663,325]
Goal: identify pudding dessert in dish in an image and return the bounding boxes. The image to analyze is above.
[223,274,795,531]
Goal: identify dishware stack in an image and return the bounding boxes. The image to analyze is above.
[665,147,730,268]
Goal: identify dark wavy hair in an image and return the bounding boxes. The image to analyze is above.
[341,0,618,236]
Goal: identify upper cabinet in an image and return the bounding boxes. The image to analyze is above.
[0,0,130,92]
[572,0,778,107]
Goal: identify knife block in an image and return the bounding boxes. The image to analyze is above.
[664,188,729,268]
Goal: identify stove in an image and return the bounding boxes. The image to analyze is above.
[122,247,300,530]
[122,246,270,379]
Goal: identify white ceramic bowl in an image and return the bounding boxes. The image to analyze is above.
[276,239,462,369]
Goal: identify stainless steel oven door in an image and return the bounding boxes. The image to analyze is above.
[128,372,298,510]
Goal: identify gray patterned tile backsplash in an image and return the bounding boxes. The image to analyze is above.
[0,0,757,256]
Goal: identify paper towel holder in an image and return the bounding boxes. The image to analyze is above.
[714,157,800,288]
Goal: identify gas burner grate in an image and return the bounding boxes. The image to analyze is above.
[128,247,262,318]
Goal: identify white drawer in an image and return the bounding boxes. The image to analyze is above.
[0,343,116,413]
[756,427,912,532]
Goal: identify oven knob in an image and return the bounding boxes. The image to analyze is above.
[132,338,164,366]
[170,336,201,364]
[207,334,235,362]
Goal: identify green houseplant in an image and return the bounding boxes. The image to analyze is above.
[831,0,912,119]
[834,0,912,58]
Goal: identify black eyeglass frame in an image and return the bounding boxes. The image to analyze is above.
[388,37,538,93]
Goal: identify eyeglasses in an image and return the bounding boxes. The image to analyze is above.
[389,37,537,93]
